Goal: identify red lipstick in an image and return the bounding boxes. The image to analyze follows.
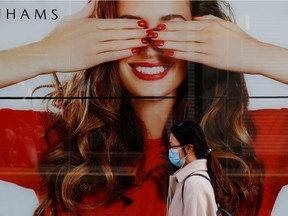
[129,62,171,81]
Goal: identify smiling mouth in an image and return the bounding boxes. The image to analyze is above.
[133,65,167,74]
[129,63,171,81]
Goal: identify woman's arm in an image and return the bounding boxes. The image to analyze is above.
[151,15,288,84]
[0,1,147,88]
[252,41,288,84]
[0,42,49,88]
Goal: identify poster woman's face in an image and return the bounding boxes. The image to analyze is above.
[118,0,192,97]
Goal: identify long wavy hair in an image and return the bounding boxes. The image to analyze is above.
[34,1,263,216]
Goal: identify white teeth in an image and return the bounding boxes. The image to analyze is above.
[134,66,166,74]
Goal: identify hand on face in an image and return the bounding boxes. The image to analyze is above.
[148,15,263,74]
[37,0,275,78]
[37,1,148,73]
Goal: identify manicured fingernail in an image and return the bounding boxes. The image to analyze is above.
[146,30,158,39]
[131,48,140,54]
[141,38,150,44]
[137,20,147,28]
[146,29,154,34]
[149,33,158,38]
[157,24,166,31]
[88,0,92,3]
[164,49,174,56]
[154,40,164,46]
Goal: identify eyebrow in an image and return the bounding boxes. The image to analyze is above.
[161,14,187,21]
[119,15,141,19]
[119,14,187,21]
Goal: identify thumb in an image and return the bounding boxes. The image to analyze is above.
[70,0,96,19]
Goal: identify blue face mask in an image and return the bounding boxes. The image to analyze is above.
[169,147,186,167]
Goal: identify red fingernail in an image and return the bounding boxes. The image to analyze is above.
[154,40,164,46]
[137,20,147,28]
[141,38,150,44]
[157,24,166,31]
[131,48,140,54]
[146,31,158,39]
[146,29,154,34]
[164,49,174,56]
[152,33,158,38]
[88,0,92,3]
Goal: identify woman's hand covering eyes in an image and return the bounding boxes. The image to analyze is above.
[39,1,148,73]
[151,15,288,84]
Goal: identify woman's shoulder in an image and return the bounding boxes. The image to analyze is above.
[248,108,288,214]
[0,108,60,130]
[183,172,212,192]
[0,108,61,168]
[248,108,288,120]
[0,108,49,119]
[0,109,58,191]
[248,108,288,131]
[182,173,214,204]
[0,108,51,128]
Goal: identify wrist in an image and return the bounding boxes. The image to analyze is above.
[244,41,288,83]
[27,41,55,75]
[256,42,288,76]
[241,40,268,75]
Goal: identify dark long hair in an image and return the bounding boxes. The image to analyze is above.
[171,120,237,214]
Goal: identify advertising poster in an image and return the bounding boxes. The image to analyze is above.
[0,1,287,215]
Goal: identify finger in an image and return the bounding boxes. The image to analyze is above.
[95,39,148,53]
[156,15,224,31]
[154,31,206,43]
[172,51,210,65]
[92,49,139,66]
[89,19,147,30]
[161,21,210,31]
[156,41,208,54]
[70,1,96,19]
[96,29,148,41]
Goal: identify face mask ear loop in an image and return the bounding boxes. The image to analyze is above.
[183,146,187,156]
[183,145,190,159]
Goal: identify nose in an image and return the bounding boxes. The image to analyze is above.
[139,40,162,57]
